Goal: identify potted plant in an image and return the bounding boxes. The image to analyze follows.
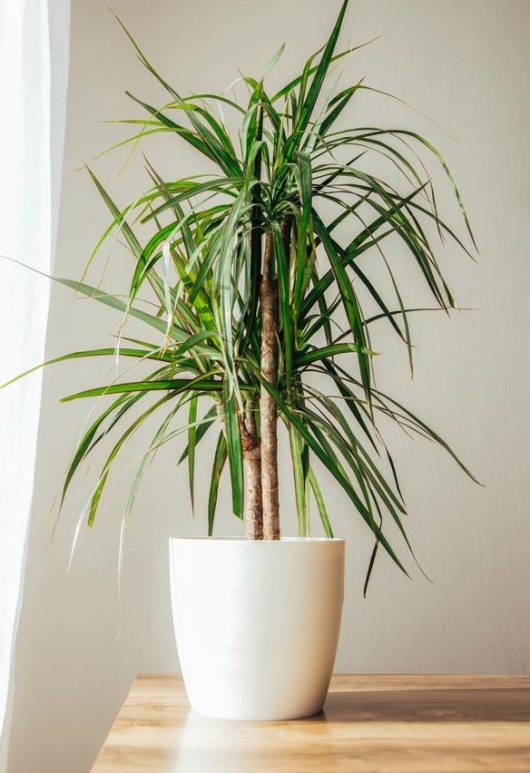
[4,0,476,720]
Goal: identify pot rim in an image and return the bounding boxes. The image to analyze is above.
[169,536,345,544]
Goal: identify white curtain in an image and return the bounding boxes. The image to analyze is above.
[0,0,70,764]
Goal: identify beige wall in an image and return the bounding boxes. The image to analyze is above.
[8,1,530,770]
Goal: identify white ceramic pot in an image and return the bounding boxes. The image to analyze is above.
[169,537,345,721]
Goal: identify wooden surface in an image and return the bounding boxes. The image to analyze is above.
[92,674,530,772]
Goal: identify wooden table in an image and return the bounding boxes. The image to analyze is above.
[92,674,530,772]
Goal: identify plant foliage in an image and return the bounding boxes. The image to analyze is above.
[3,1,476,589]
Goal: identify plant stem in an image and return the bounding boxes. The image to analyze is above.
[260,231,280,540]
[241,399,263,539]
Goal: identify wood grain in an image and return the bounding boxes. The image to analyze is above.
[92,674,530,772]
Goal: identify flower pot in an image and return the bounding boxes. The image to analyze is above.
[168,537,345,721]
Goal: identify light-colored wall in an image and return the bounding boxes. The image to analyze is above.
[8,1,530,770]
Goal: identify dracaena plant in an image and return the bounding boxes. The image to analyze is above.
[5,0,476,590]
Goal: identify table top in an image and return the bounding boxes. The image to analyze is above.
[92,674,530,772]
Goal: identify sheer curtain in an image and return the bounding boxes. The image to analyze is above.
[0,0,70,764]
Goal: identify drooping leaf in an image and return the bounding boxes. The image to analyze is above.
[208,432,228,535]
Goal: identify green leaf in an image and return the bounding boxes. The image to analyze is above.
[85,167,167,307]
[272,223,293,390]
[87,392,174,525]
[61,374,224,402]
[178,404,217,464]
[123,400,182,532]
[0,347,172,390]
[208,432,227,535]
[293,1,349,138]
[294,343,368,368]
[187,396,198,512]
[61,392,140,507]
[318,80,364,137]
[289,424,308,536]
[292,152,313,319]
[223,389,244,518]
[308,469,333,537]
[271,46,352,102]
[0,255,172,338]
[312,212,372,408]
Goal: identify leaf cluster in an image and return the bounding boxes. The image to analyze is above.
[3,1,476,589]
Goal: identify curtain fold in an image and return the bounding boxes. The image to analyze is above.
[0,0,70,765]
